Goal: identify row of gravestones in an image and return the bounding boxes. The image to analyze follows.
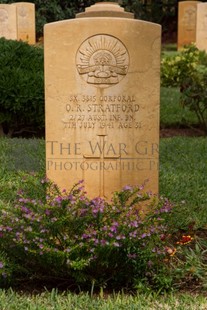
[0,2,35,44]
[178,1,207,51]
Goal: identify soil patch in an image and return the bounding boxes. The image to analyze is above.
[160,127,206,138]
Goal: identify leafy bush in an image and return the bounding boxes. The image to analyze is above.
[161,44,207,133]
[180,69,207,133]
[0,38,44,137]
[0,175,177,291]
[161,44,201,87]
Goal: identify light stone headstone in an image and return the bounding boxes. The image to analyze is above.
[0,4,17,40]
[196,3,207,52]
[44,2,161,199]
[12,2,35,44]
[177,1,200,50]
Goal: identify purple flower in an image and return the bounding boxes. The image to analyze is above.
[82,234,89,239]
[110,226,117,233]
[0,262,4,269]
[21,206,31,213]
[64,248,70,253]
[113,242,120,247]
[123,185,133,191]
[100,240,108,245]
[41,178,50,184]
[93,239,99,245]
[127,253,137,259]
[129,231,137,238]
[6,226,12,232]
[55,196,62,204]
[45,209,51,216]
[116,235,122,240]
[108,232,113,238]
[130,220,139,228]
[147,260,153,267]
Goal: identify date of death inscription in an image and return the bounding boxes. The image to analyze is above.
[62,94,142,130]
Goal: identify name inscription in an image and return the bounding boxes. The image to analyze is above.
[62,94,141,129]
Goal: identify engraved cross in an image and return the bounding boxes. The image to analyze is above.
[83,134,120,197]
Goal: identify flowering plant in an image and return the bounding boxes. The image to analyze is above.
[0,175,174,290]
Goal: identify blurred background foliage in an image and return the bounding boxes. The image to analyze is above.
[0,0,206,41]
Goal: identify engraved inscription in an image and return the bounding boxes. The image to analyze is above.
[0,9,8,23]
[182,6,196,31]
[19,6,28,18]
[18,5,29,29]
[62,94,141,130]
[76,35,129,87]
[0,8,9,36]
[202,14,207,37]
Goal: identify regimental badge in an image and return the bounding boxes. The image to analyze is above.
[76,34,129,88]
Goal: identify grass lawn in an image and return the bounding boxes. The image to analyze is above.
[160,87,199,128]
[0,289,207,309]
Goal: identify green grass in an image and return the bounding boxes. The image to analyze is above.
[160,87,198,128]
[0,289,206,309]
[160,136,207,229]
[162,43,177,52]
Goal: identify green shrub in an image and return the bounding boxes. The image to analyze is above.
[0,38,44,137]
[0,175,176,291]
[161,44,201,88]
[161,44,207,133]
[180,70,207,133]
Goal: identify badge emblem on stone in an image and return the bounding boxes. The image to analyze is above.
[76,34,129,87]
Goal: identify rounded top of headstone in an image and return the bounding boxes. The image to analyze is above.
[76,2,134,19]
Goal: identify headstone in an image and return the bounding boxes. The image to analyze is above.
[0,4,17,40]
[44,2,161,198]
[12,2,36,44]
[196,3,207,52]
[177,1,200,50]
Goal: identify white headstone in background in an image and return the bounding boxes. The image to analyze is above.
[177,1,200,49]
[0,4,17,40]
[12,2,35,44]
[196,3,207,52]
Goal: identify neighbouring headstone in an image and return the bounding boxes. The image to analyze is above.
[12,2,36,44]
[177,1,200,50]
[0,4,17,40]
[44,2,161,198]
[196,3,207,52]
